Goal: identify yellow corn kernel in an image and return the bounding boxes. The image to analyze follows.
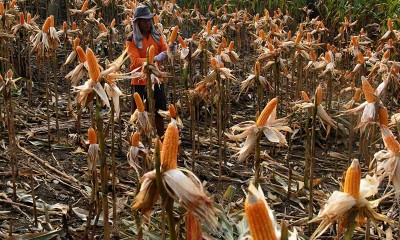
[379,107,388,126]
[316,85,323,105]
[256,97,278,127]
[86,48,101,81]
[42,17,52,33]
[88,128,97,144]
[362,78,375,103]
[245,188,277,240]
[228,41,234,52]
[301,91,310,102]
[131,132,140,147]
[133,92,145,112]
[148,45,155,63]
[100,23,108,32]
[81,0,89,12]
[352,88,361,102]
[169,104,177,118]
[178,36,187,48]
[76,46,86,63]
[343,159,361,199]
[161,122,179,172]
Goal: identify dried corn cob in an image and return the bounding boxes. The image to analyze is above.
[343,159,361,199]
[88,128,97,144]
[161,122,179,171]
[133,92,145,112]
[256,97,278,127]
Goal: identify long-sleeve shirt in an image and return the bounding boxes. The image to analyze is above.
[126,34,168,85]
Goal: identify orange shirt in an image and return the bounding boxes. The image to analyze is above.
[126,34,168,85]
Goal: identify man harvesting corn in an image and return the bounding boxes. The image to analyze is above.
[126,5,168,136]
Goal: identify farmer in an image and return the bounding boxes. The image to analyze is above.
[126,5,168,137]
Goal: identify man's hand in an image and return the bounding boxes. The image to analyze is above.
[154,52,167,62]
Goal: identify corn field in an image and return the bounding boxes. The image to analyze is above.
[0,0,399,239]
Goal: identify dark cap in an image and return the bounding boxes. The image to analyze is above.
[132,5,155,22]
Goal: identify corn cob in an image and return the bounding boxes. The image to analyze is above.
[228,41,234,52]
[294,33,302,44]
[357,52,365,64]
[50,15,54,27]
[133,92,145,112]
[287,30,292,40]
[388,18,393,31]
[216,44,222,55]
[63,21,67,32]
[148,45,155,63]
[352,88,362,101]
[81,0,89,12]
[206,21,211,36]
[186,212,202,240]
[382,128,400,153]
[221,37,227,47]
[170,26,179,43]
[259,30,265,40]
[343,159,361,199]
[161,122,179,172]
[379,107,388,126]
[301,91,310,102]
[76,46,86,63]
[362,78,375,103]
[316,85,323,105]
[86,48,101,81]
[73,37,80,51]
[88,128,97,144]
[254,61,260,78]
[256,97,278,127]
[131,132,140,147]
[72,22,77,30]
[169,104,177,118]
[210,57,218,70]
[110,19,116,28]
[9,0,16,9]
[0,3,4,15]
[27,13,31,23]
[19,12,25,25]
[178,36,186,48]
[245,187,277,240]
[100,23,108,32]
[42,17,52,33]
